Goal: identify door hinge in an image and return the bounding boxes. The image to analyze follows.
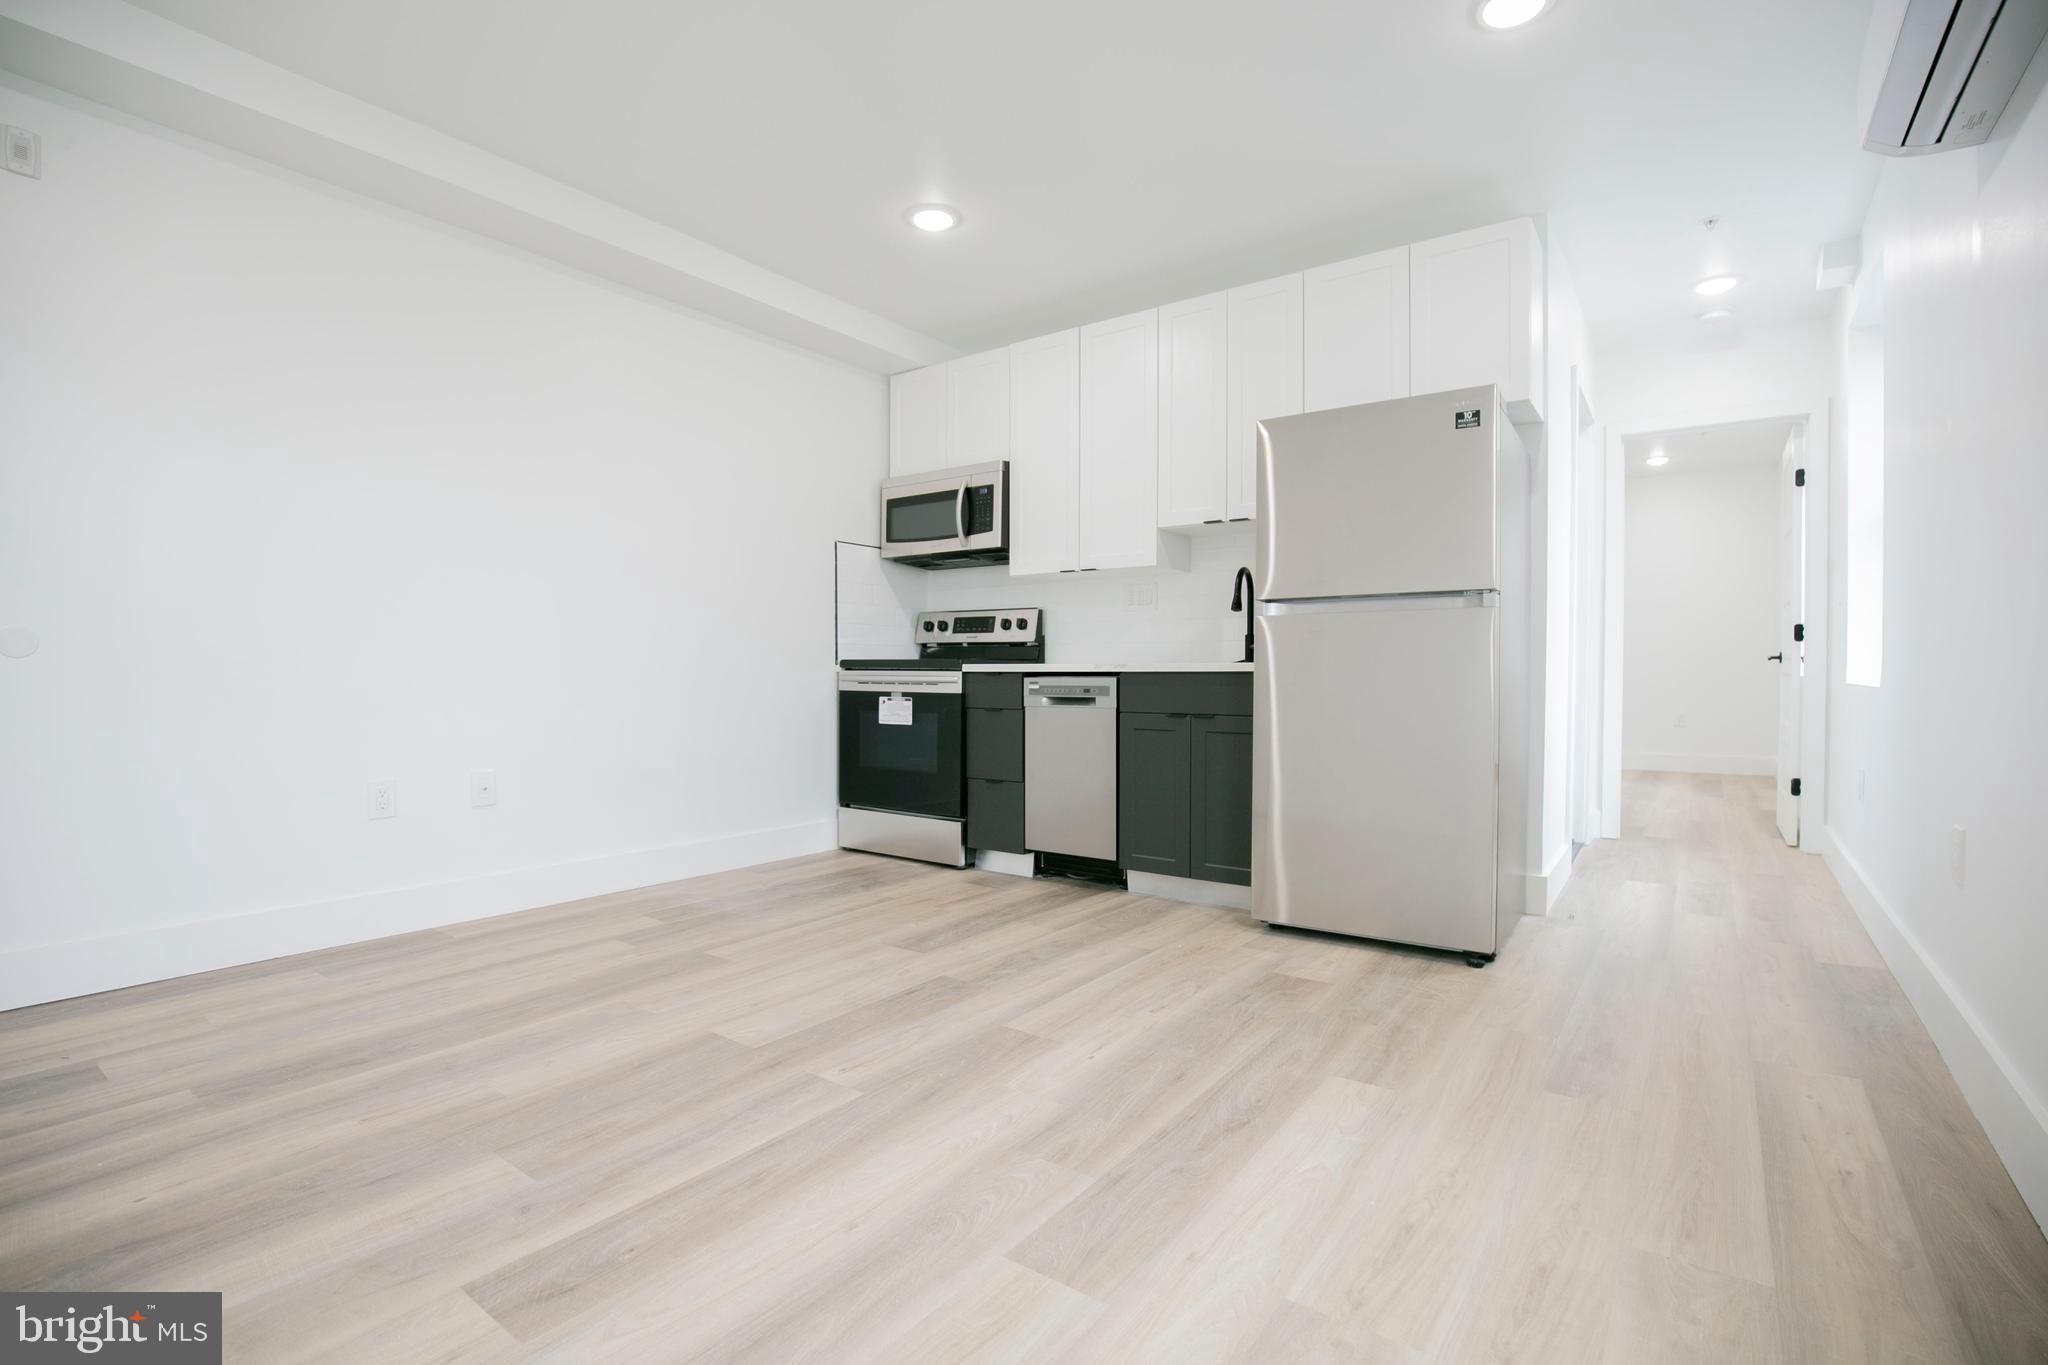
[1793,623,1805,642]
[1790,778,1803,797]
[1795,467,1806,487]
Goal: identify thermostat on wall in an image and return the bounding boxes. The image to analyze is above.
[4,125,41,179]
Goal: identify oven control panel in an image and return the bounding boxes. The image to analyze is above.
[915,609,1041,642]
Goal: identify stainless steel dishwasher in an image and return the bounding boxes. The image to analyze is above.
[1023,676,1118,860]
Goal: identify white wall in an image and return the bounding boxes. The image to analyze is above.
[1598,317,1835,427]
[1822,50,2048,1227]
[0,83,886,1008]
[1622,465,1779,774]
[1537,242,1597,905]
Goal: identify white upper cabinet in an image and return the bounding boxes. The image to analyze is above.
[1156,291,1230,530]
[1005,329,1080,577]
[946,348,1010,465]
[1303,246,1410,411]
[1409,218,1545,422]
[1078,310,1165,571]
[1225,273,1304,522]
[888,365,950,476]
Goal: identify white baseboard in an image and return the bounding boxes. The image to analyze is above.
[1521,842,1574,917]
[1126,871,1253,912]
[1622,751,1775,776]
[0,818,837,1013]
[1824,831,2048,1235]
[973,849,1036,879]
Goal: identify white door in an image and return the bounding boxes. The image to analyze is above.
[1078,309,1160,570]
[1156,292,1229,529]
[1774,429,1804,846]
[947,348,1010,465]
[1006,329,1081,576]
[888,366,950,476]
[1303,246,1410,411]
[1226,274,1304,521]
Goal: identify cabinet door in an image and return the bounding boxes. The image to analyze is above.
[1409,218,1544,422]
[1190,714,1253,885]
[1226,274,1304,521]
[948,348,1010,465]
[1304,246,1410,411]
[1117,713,1191,878]
[1006,329,1081,576]
[1156,292,1229,529]
[1078,309,1161,570]
[888,365,951,476]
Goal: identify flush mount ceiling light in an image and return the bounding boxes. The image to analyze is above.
[1646,453,1671,467]
[1697,308,1732,322]
[1477,0,1551,28]
[1694,274,1740,296]
[907,204,960,233]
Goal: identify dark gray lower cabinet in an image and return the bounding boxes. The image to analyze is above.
[1190,715,1253,885]
[1117,713,1192,877]
[965,693,1027,853]
[966,777,1025,853]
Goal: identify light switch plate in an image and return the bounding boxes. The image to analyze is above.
[3,126,41,179]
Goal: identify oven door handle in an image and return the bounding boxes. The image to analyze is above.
[954,482,968,542]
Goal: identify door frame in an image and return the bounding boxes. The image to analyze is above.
[1599,393,1831,851]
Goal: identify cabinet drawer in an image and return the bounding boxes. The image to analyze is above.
[966,707,1024,781]
[967,779,1026,854]
[964,674,1023,709]
[1117,672,1252,717]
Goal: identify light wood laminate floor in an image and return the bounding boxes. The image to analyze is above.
[4,773,2046,1362]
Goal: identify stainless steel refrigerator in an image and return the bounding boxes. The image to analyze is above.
[1252,385,1531,962]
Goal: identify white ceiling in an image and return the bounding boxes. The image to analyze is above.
[1624,417,1799,477]
[121,0,1880,355]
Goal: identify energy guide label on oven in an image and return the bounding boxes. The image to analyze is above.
[877,696,913,726]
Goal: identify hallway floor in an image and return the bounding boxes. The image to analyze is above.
[3,773,2045,1362]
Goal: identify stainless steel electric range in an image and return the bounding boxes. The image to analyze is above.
[837,608,1043,867]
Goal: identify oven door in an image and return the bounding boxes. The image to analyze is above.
[838,671,964,819]
[880,463,1007,563]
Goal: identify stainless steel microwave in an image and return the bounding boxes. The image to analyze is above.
[879,461,1009,568]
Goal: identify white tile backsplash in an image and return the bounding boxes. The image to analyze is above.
[834,542,926,662]
[839,526,1257,667]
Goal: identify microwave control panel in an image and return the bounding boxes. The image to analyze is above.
[964,484,997,535]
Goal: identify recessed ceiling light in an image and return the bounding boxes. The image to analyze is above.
[1694,275,1739,296]
[907,204,960,233]
[1477,0,1551,28]
[1697,308,1732,322]
[1646,453,1671,467]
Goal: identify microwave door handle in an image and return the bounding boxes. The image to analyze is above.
[954,482,968,542]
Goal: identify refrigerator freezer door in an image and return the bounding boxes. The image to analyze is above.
[1253,595,1499,954]
[1256,387,1499,600]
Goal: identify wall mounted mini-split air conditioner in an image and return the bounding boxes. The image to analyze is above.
[1865,0,2048,155]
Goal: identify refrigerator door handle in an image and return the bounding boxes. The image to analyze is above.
[1256,590,1496,617]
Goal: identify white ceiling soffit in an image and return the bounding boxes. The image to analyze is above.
[1625,416,1799,476]
[95,0,1878,356]
[0,0,955,373]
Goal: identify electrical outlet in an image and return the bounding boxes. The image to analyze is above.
[1124,581,1157,611]
[1949,826,1967,888]
[469,769,497,808]
[3,125,41,179]
[367,779,396,820]
[1673,713,1687,730]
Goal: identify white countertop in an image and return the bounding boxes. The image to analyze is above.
[960,662,1253,673]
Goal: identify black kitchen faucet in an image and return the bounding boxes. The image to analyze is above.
[1229,567,1254,664]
